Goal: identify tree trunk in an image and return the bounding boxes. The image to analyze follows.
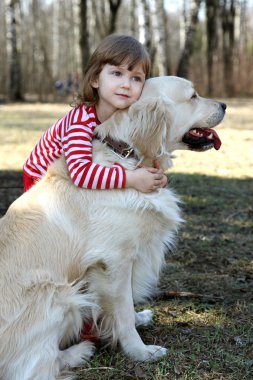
[221,0,236,96]
[206,0,219,95]
[154,0,171,75]
[80,0,90,74]
[0,0,8,97]
[141,0,152,52]
[91,1,108,39]
[141,0,156,75]
[9,0,24,101]
[179,0,187,49]
[176,0,202,78]
[108,0,122,34]
[130,0,138,37]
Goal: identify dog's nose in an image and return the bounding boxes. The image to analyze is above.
[220,102,227,111]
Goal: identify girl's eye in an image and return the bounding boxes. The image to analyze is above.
[112,70,122,77]
[132,76,143,82]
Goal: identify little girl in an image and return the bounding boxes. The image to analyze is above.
[23,34,167,193]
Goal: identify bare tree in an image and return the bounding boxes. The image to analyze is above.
[9,0,24,101]
[108,0,122,34]
[141,0,151,52]
[153,0,171,75]
[234,0,250,94]
[0,0,8,98]
[130,0,138,37]
[28,0,55,100]
[91,1,108,39]
[206,0,219,95]
[176,0,202,78]
[90,0,122,39]
[221,0,236,96]
[141,0,156,75]
[80,0,90,74]
[179,0,187,49]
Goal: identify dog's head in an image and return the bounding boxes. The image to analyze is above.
[128,76,226,158]
[95,76,226,170]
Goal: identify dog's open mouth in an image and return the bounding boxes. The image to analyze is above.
[182,128,222,151]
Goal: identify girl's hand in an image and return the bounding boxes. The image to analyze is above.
[125,167,168,193]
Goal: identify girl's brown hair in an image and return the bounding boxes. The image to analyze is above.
[76,34,151,106]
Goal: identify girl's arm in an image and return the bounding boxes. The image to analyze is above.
[63,122,126,189]
[63,122,167,192]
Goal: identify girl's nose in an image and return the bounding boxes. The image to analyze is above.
[121,77,130,88]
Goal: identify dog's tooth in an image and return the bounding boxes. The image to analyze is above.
[208,133,213,139]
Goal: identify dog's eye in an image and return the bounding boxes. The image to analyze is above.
[191,92,198,99]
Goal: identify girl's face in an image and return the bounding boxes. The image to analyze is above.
[92,63,145,122]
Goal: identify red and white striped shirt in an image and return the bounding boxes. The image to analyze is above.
[23,105,126,189]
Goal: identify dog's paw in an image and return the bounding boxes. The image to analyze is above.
[146,345,168,361]
[78,341,96,362]
[140,345,167,361]
[126,344,167,362]
[135,310,153,327]
[59,341,95,369]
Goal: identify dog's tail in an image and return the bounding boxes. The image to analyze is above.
[0,277,98,380]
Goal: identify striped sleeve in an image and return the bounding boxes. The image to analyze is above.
[62,121,126,190]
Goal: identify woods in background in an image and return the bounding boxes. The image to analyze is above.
[0,0,252,102]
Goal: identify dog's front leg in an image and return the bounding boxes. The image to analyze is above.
[112,262,167,362]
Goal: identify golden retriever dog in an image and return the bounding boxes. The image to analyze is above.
[0,76,226,379]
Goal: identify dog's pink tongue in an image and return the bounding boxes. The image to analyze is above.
[204,128,222,150]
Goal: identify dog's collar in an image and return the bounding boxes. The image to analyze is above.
[95,135,139,160]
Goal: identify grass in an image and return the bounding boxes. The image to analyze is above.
[0,100,252,379]
[0,103,69,170]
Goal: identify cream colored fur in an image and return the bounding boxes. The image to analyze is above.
[0,76,225,379]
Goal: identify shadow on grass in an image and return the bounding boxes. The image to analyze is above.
[0,170,23,216]
[162,173,253,305]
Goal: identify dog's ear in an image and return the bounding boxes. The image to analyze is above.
[128,95,174,158]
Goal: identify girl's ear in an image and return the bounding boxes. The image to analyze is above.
[128,95,174,158]
[91,79,98,88]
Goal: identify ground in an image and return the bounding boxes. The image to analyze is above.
[0,100,252,379]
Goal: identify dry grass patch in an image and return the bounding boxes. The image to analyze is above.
[0,103,69,170]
